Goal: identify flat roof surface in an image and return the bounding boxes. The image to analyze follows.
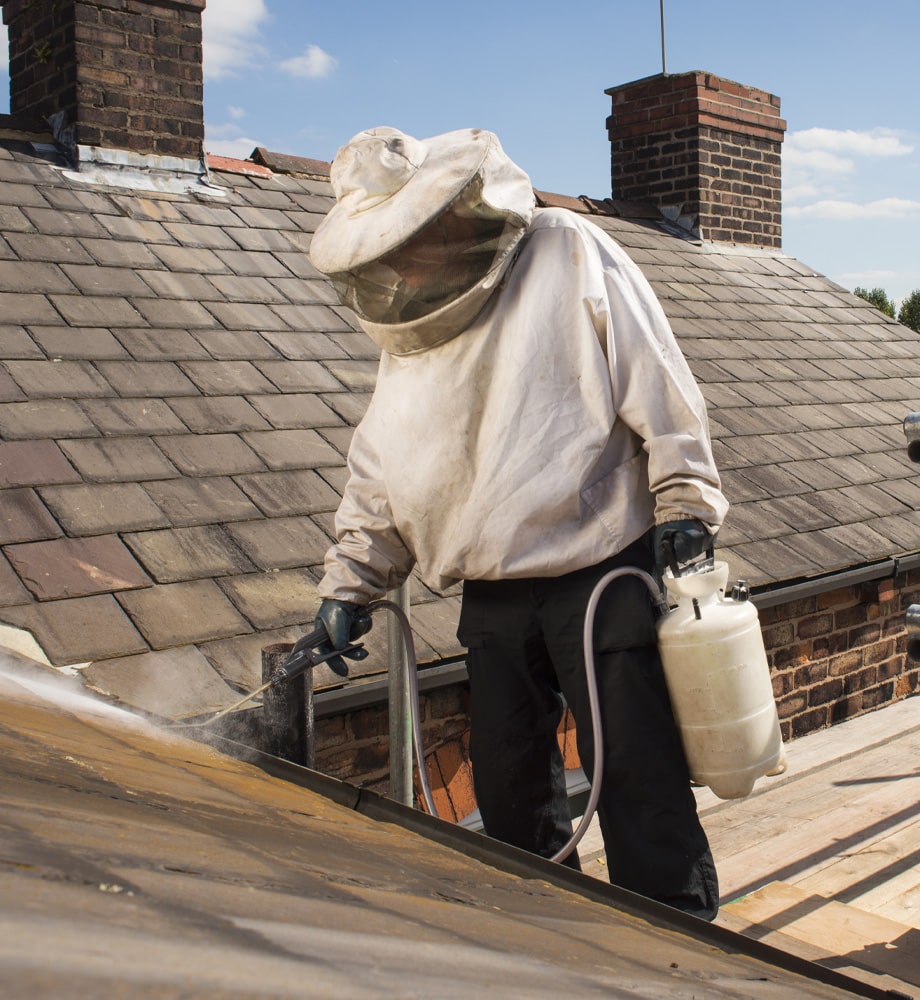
[0,651,881,999]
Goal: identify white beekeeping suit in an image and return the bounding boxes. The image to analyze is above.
[308,126,727,920]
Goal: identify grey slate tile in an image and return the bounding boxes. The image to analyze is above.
[166,396,271,433]
[0,551,29,607]
[95,360,200,397]
[6,534,151,600]
[0,440,81,487]
[323,360,379,391]
[225,516,333,571]
[80,398,188,436]
[254,360,344,393]
[143,476,261,526]
[4,360,112,398]
[154,433,264,476]
[203,301,291,331]
[0,594,149,662]
[224,227,302,253]
[205,273,289,303]
[218,568,320,630]
[83,645,241,720]
[49,294,146,327]
[60,264,151,297]
[135,269,221,302]
[179,360,277,395]
[29,327,129,360]
[0,260,77,294]
[131,297,221,329]
[212,248,293,277]
[234,469,342,516]
[0,399,98,439]
[96,216,176,244]
[21,207,109,238]
[0,488,62,544]
[188,330,281,360]
[247,393,343,429]
[118,579,253,648]
[123,525,255,583]
[259,331,349,361]
[241,429,342,470]
[40,482,170,536]
[0,325,43,359]
[60,438,179,483]
[78,236,165,268]
[0,292,66,325]
[149,244,230,273]
[730,537,821,583]
[111,328,212,361]
[107,194,185,223]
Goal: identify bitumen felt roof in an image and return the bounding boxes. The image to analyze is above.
[0,649,894,999]
[0,129,919,721]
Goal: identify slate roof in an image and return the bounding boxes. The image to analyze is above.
[1,127,919,720]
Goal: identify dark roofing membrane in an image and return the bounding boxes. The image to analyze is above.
[0,652,886,999]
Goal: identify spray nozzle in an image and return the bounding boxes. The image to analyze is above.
[271,624,366,685]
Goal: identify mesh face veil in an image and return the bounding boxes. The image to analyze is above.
[328,177,524,327]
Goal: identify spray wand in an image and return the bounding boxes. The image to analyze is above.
[182,625,367,727]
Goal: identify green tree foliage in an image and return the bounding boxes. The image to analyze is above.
[854,286,896,318]
[897,290,920,333]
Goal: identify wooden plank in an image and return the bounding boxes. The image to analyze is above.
[797,813,920,914]
[722,881,920,989]
[702,735,920,859]
[712,779,920,902]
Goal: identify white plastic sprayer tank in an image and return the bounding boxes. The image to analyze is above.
[656,561,786,799]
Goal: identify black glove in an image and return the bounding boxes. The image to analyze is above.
[652,519,714,576]
[314,599,372,677]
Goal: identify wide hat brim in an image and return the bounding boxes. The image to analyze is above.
[310,128,497,274]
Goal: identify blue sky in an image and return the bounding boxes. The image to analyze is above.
[4,1,920,305]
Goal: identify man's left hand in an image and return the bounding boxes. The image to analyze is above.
[653,519,714,575]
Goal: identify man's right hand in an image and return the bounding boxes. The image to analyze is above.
[314,599,372,676]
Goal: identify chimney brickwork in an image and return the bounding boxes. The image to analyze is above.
[2,0,206,162]
[606,71,786,247]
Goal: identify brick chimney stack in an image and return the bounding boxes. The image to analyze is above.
[2,0,206,168]
[606,71,786,247]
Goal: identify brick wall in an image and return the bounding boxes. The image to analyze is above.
[2,0,205,160]
[606,71,786,247]
[762,571,920,740]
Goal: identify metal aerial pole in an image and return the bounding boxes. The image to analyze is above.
[660,0,667,74]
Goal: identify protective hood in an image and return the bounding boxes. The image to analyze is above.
[310,127,534,355]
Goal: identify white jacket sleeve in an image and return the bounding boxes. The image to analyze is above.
[596,234,728,529]
[318,421,416,604]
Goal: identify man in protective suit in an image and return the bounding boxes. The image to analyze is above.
[307,126,729,919]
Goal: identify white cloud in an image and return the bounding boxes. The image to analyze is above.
[204,121,261,160]
[202,0,270,80]
[280,44,338,79]
[784,126,918,210]
[784,146,856,176]
[205,134,263,161]
[786,197,920,220]
[228,106,246,121]
[787,126,913,159]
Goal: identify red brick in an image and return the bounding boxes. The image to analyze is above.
[796,613,834,640]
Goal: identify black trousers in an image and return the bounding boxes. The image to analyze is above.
[458,536,719,920]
